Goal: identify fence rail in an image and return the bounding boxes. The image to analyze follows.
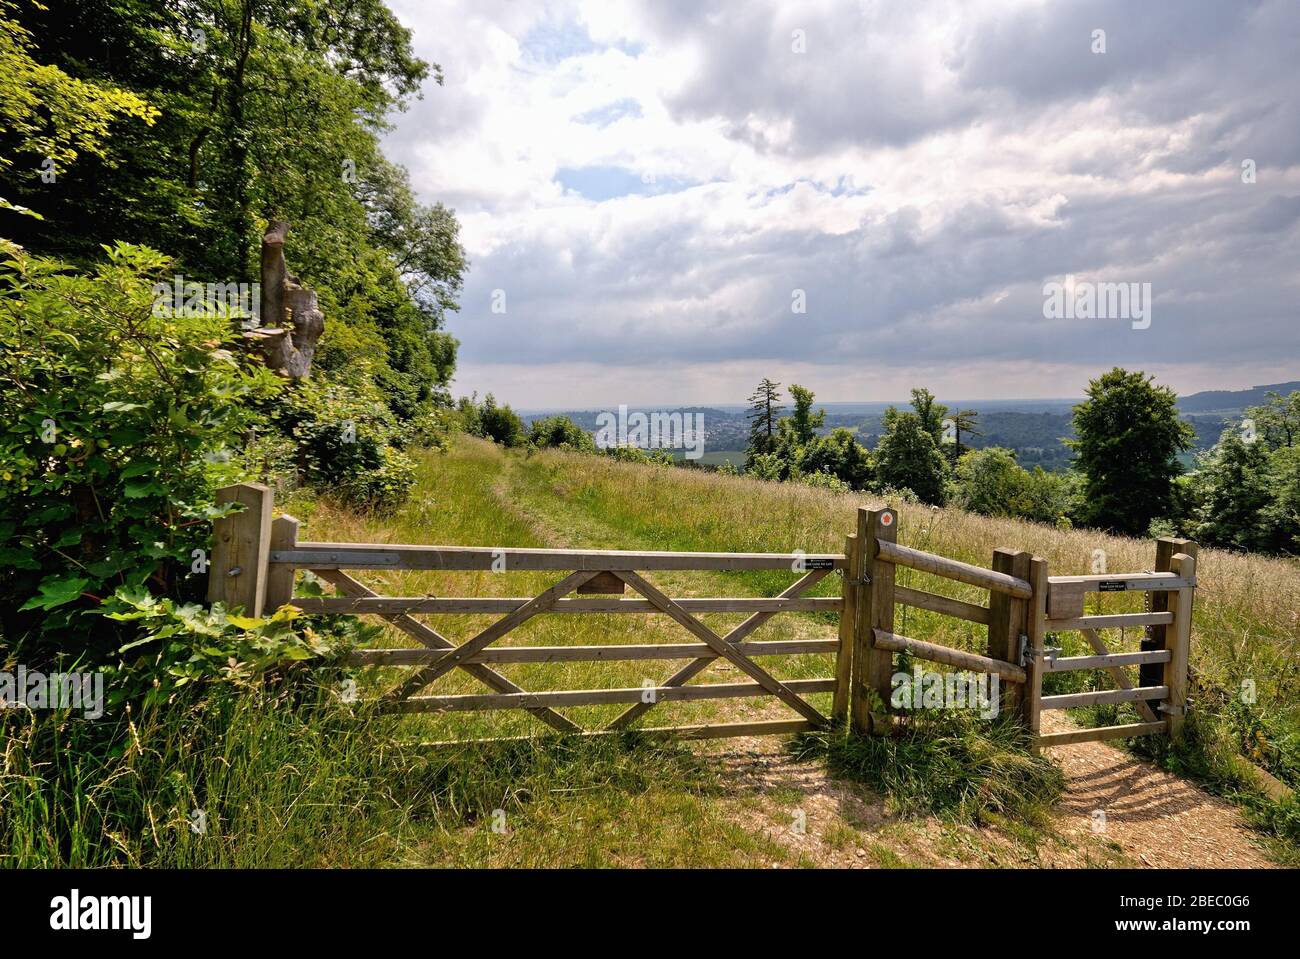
[207,484,1198,750]
[269,543,845,572]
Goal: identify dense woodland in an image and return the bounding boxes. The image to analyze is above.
[2,0,470,658]
[1,0,476,858]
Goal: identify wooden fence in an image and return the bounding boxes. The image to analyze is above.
[207,483,1197,749]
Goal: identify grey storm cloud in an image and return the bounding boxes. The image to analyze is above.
[384,0,1300,403]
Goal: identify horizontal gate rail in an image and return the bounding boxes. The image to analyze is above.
[418,719,818,747]
[389,678,837,714]
[872,628,1027,684]
[1047,572,1193,591]
[1040,685,1169,711]
[348,638,839,666]
[875,539,1033,599]
[315,568,583,734]
[295,596,840,615]
[1044,611,1173,631]
[271,543,844,572]
[1042,649,1171,673]
[894,585,990,626]
[1035,721,1168,748]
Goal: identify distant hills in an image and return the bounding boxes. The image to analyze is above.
[519,379,1299,472]
[1176,381,1300,414]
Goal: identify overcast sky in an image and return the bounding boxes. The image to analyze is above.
[383,0,1300,408]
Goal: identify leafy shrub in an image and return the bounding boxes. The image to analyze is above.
[792,469,852,493]
[0,240,281,663]
[101,586,367,710]
[745,452,786,481]
[949,447,1074,524]
[604,445,674,466]
[873,409,949,505]
[477,394,525,447]
[265,380,416,513]
[794,427,873,490]
[528,415,596,452]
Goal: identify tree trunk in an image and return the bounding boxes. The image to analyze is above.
[243,221,324,380]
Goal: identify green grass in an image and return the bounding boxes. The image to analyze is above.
[2,687,768,867]
[792,712,1065,824]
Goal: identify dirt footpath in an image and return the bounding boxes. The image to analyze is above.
[710,720,1276,868]
[1041,716,1274,868]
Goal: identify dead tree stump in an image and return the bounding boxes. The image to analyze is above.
[242,220,324,380]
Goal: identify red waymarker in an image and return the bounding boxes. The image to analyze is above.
[881,512,894,526]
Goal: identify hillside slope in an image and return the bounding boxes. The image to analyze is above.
[285,437,1298,866]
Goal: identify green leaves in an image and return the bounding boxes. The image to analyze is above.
[1,239,286,657]
[102,586,356,707]
[1070,368,1194,535]
[0,195,43,218]
[122,475,166,498]
[19,575,90,610]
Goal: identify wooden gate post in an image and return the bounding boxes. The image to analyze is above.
[207,482,274,617]
[1025,557,1049,749]
[988,548,1032,719]
[852,508,896,736]
[263,515,300,612]
[1163,551,1197,741]
[1141,537,1196,690]
[831,533,859,724]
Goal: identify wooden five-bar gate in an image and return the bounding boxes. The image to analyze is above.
[208,483,1197,749]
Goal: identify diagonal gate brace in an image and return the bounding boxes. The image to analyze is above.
[611,570,829,727]
[380,568,603,704]
[317,569,582,734]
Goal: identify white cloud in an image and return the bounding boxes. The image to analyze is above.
[384,0,1300,407]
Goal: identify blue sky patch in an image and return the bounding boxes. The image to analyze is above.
[575,98,644,127]
[556,165,694,201]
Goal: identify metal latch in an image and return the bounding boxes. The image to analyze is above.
[1158,703,1188,716]
[1020,637,1061,668]
[1018,634,1036,667]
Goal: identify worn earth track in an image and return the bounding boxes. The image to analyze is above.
[705,723,1275,868]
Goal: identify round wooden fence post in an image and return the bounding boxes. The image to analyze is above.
[263,515,300,612]
[1025,557,1049,750]
[1163,552,1197,741]
[1140,537,1195,690]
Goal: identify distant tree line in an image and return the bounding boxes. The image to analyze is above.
[454,394,675,466]
[730,369,1300,554]
[460,371,1300,556]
